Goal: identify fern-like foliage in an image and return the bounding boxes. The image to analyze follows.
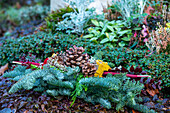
[128,102,156,113]
[6,65,80,95]
[56,0,95,34]
[3,65,32,81]
[77,73,145,111]
[4,65,156,112]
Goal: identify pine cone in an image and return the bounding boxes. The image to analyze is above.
[64,45,89,68]
[47,45,97,77]
[82,62,97,77]
[47,53,65,67]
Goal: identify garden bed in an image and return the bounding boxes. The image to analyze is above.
[0,0,170,113]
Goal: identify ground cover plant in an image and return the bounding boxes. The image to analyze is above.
[0,0,170,112]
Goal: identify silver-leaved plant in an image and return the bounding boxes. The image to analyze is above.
[113,0,148,25]
[56,0,96,35]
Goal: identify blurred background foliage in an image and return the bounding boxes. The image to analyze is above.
[0,0,50,39]
[0,0,49,8]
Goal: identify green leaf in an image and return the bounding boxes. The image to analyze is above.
[130,41,138,49]
[118,30,131,36]
[99,21,104,27]
[133,27,141,30]
[90,37,98,41]
[107,26,114,32]
[100,38,109,44]
[91,19,99,26]
[46,20,51,28]
[101,21,108,35]
[121,37,131,41]
[109,35,116,41]
[83,34,93,38]
[92,30,100,36]
[112,38,118,42]
[118,42,125,47]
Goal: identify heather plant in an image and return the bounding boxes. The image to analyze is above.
[145,23,170,54]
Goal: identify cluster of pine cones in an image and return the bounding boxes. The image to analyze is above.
[47,45,97,77]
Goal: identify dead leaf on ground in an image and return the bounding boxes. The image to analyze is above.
[132,109,140,113]
[0,63,8,75]
[146,89,156,97]
[41,104,48,112]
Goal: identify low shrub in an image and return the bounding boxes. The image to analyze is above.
[0,32,169,89]
[0,32,100,65]
[94,48,170,89]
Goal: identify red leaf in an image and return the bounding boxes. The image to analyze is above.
[115,67,120,72]
[130,65,134,72]
[155,89,159,94]
[145,5,154,15]
[122,67,129,73]
[138,67,142,73]
[150,79,155,84]
[24,110,29,113]
[134,67,139,73]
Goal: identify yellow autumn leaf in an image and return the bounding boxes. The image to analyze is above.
[94,60,111,77]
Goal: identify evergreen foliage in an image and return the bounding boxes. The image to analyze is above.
[128,102,156,113]
[4,66,156,112]
[4,65,80,95]
[76,73,144,110]
[3,65,32,81]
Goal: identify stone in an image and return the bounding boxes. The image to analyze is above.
[50,0,113,14]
